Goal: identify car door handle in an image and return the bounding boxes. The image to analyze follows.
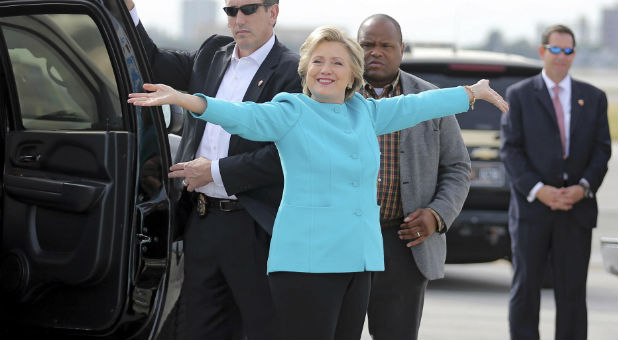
[4,174,104,213]
[18,154,41,162]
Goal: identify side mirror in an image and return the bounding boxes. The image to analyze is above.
[162,104,184,135]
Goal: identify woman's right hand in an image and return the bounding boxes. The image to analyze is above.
[128,83,182,107]
[467,79,509,113]
[128,83,207,113]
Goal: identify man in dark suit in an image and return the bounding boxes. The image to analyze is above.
[500,24,611,340]
[124,0,301,338]
[357,14,471,340]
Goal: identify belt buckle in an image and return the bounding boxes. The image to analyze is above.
[197,194,208,218]
[219,200,234,212]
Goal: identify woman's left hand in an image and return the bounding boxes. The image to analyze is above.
[468,79,509,113]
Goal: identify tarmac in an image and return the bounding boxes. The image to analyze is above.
[361,142,618,340]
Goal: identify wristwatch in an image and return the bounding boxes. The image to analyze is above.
[578,181,593,199]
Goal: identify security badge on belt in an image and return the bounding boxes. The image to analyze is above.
[197,193,208,218]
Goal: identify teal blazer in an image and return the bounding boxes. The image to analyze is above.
[192,88,469,273]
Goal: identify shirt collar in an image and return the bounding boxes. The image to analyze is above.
[231,33,276,64]
[363,71,401,98]
[541,68,571,94]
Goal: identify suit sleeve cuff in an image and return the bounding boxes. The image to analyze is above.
[527,181,544,202]
[129,6,140,26]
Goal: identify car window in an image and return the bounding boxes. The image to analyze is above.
[410,73,526,131]
[0,14,122,131]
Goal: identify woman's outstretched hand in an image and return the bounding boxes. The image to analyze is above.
[128,83,207,113]
[467,79,509,113]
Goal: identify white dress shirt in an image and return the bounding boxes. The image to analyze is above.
[541,69,572,157]
[129,5,276,199]
[196,35,275,198]
[527,70,586,202]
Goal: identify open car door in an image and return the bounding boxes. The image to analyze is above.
[0,0,176,338]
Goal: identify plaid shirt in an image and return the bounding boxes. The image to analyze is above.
[361,73,404,223]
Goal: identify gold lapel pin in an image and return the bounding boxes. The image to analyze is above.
[258,80,264,87]
[578,99,584,106]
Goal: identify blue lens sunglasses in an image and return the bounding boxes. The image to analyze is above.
[544,45,575,55]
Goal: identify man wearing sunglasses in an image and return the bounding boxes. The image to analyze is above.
[124,0,301,339]
[501,24,611,340]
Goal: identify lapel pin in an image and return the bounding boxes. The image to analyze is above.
[578,99,584,106]
[258,80,264,87]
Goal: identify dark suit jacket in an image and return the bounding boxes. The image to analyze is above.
[500,73,611,228]
[136,23,302,234]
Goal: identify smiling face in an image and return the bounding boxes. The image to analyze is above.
[358,18,404,88]
[538,31,575,83]
[226,0,278,57]
[306,41,355,104]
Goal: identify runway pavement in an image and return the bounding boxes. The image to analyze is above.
[361,142,618,340]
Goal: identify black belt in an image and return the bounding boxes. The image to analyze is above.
[195,193,243,217]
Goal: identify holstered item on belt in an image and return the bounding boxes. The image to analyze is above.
[195,193,244,218]
[196,193,208,218]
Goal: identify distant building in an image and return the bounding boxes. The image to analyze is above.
[601,6,618,53]
[176,0,313,55]
[182,0,218,41]
[576,16,591,46]
[275,26,314,53]
[535,23,546,45]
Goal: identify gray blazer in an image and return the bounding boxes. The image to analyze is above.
[399,71,471,280]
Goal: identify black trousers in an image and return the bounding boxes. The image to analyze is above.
[176,206,279,339]
[269,271,371,340]
[509,212,592,340]
[367,224,428,340]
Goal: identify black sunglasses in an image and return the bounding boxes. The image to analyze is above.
[544,45,575,55]
[223,3,269,17]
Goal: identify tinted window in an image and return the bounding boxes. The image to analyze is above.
[410,73,527,130]
[1,14,122,130]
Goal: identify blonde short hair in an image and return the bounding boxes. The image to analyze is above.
[298,25,365,101]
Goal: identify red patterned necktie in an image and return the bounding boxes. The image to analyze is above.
[552,85,567,158]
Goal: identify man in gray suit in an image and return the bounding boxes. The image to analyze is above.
[358,14,471,340]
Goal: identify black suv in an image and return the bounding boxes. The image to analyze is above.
[0,1,182,338]
[400,46,542,264]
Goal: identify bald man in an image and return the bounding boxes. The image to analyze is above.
[358,14,471,339]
